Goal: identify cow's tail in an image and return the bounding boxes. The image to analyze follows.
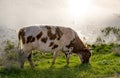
[17,28,24,53]
[17,39,20,50]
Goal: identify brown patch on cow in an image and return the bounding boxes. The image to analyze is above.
[27,36,35,43]
[56,27,63,40]
[65,34,91,63]
[49,42,54,47]
[45,26,56,40]
[45,26,63,40]
[66,34,88,53]
[52,44,58,49]
[36,31,43,40]
[66,38,75,49]
[18,28,26,44]
[41,37,48,43]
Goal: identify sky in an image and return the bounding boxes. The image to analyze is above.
[0,0,120,43]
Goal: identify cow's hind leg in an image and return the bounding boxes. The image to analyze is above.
[27,52,34,68]
[19,51,26,68]
[52,51,59,65]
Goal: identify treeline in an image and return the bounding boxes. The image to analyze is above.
[95,26,120,44]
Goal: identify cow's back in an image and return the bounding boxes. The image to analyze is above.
[18,26,76,52]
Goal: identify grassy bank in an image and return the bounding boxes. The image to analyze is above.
[0,44,120,78]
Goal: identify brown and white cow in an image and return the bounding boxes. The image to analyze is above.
[18,25,91,68]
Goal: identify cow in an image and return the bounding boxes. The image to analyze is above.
[18,25,91,68]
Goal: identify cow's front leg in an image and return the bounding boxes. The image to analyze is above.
[27,53,34,68]
[52,52,58,65]
[77,53,84,63]
[65,52,70,65]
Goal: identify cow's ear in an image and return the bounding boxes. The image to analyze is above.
[85,44,89,48]
[83,47,89,52]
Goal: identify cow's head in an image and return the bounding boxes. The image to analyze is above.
[78,47,91,64]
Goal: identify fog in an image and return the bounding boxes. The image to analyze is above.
[0,0,120,43]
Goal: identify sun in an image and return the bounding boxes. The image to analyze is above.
[69,0,92,18]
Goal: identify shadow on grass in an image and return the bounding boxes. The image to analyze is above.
[0,64,94,78]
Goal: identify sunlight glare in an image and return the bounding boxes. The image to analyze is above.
[69,0,92,18]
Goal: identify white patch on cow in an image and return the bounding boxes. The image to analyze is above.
[63,46,73,53]
[51,26,56,34]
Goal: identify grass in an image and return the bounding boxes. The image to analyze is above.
[0,44,120,78]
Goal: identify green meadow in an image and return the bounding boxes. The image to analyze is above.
[0,44,120,78]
